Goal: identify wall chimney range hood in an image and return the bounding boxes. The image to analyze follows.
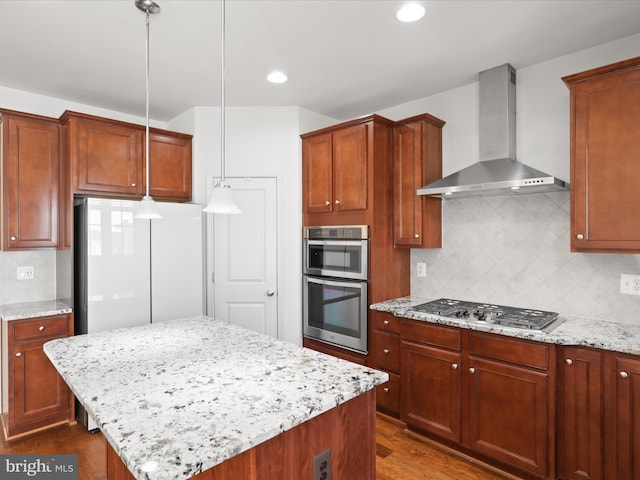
[417,63,568,198]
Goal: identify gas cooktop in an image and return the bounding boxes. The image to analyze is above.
[410,298,564,333]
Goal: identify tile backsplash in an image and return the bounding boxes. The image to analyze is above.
[0,250,57,304]
[412,191,640,325]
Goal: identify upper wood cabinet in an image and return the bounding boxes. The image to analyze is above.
[1,110,60,250]
[60,111,192,201]
[563,56,640,253]
[393,114,444,248]
[302,122,368,215]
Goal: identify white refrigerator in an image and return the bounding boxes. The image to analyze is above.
[73,197,204,429]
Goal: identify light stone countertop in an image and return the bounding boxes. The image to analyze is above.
[0,299,72,321]
[371,296,640,356]
[43,316,388,480]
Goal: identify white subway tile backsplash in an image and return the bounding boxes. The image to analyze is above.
[412,191,640,325]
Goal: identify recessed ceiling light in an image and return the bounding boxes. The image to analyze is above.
[396,3,426,23]
[267,71,288,84]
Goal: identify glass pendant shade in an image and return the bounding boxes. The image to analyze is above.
[203,182,241,214]
[136,195,163,219]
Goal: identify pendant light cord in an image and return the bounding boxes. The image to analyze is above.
[220,0,226,184]
[145,11,151,197]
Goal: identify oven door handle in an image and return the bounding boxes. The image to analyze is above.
[305,276,365,289]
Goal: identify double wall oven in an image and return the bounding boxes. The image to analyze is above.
[303,225,369,354]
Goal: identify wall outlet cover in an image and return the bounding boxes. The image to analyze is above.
[416,262,427,277]
[313,448,331,480]
[620,274,640,296]
[17,266,35,280]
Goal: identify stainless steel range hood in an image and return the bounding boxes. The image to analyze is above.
[417,64,568,198]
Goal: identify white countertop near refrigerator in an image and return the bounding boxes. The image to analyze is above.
[371,296,640,355]
[43,316,387,480]
[0,299,72,321]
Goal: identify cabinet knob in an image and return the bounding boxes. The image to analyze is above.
[15,352,22,357]
[566,358,573,365]
[576,234,584,240]
[10,236,17,241]
[414,233,420,238]
[383,320,390,326]
[39,325,46,331]
[325,201,330,206]
[383,349,390,355]
[469,367,476,374]
[620,371,629,379]
[131,183,136,187]
[383,387,389,394]
[335,199,341,205]
[452,363,458,370]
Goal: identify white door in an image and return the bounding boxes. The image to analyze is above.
[213,177,278,337]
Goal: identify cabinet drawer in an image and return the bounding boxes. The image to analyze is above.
[468,332,549,370]
[13,315,69,342]
[376,372,400,414]
[401,319,461,351]
[371,331,400,373]
[373,312,400,334]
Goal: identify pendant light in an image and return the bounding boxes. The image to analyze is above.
[134,0,162,220]
[203,0,241,214]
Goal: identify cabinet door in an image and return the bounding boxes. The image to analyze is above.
[613,356,640,480]
[148,132,192,201]
[302,133,333,214]
[558,347,604,480]
[570,65,640,252]
[74,117,143,196]
[2,115,59,249]
[371,330,400,373]
[332,123,368,212]
[466,357,549,478]
[12,339,69,427]
[394,122,423,246]
[401,341,461,443]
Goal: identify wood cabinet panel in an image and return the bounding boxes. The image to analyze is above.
[611,355,640,480]
[148,131,192,201]
[332,123,368,212]
[1,111,60,249]
[468,331,549,370]
[302,133,333,214]
[2,314,73,439]
[401,319,461,351]
[402,340,462,443]
[376,372,400,415]
[558,347,604,480]
[563,56,640,253]
[302,337,367,366]
[393,114,443,248]
[371,330,400,373]
[372,311,400,334]
[466,357,550,478]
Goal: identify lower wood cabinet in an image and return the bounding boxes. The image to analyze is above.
[1,314,74,439]
[401,319,554,480]
[370,312,401,417]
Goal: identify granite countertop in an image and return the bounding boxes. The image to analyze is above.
[0,299,72,321]
[43,316,388,480]
[371,296,640,356]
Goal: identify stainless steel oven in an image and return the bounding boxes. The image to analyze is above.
[303,226,368,354]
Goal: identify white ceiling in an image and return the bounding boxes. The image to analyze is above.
[1,0,639,122]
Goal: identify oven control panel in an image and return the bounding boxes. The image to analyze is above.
[304,225,368,240]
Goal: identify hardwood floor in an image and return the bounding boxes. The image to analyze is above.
[0,415,518,480]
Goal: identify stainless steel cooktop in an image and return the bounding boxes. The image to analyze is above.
[410,298,563,333]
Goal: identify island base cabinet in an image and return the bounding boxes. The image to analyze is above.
[106,389,377,480]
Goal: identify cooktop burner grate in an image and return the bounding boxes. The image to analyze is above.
[410,298,562,332]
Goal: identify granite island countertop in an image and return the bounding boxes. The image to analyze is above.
[0,299,72,321]
[371,296,640,356]
[43,316,388,480]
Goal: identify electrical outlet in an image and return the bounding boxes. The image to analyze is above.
[620,274,640,295]
[313,448,331,480]
[416,262,427,277]
[17,266,34,280]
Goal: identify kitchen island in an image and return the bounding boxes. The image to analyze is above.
[43,316,387,480]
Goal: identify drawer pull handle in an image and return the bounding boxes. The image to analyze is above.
[566,358,573,366]
[15,352,22,357]
[620,371,629,379]
[469,367,476,374]
[39,325,46,332]
[383,349,390,355]
[383,387,389,394]
[452,363,458,370]
[383,320,390,326]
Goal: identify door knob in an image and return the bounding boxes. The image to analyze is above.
[620,371,629,379]
[10,236,16,241]
[414,233,420,238]
[335,199,341,205]
[576,234,584,240]
[469,367,476,374]
[566,358,573,365]
[266,290,275,297]
[452,363,458,370]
